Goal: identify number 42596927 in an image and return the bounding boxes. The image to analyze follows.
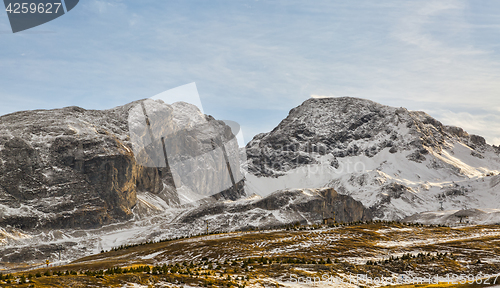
[6,3,62,14]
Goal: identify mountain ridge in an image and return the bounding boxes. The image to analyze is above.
[0,99,370,264]
[245,96,500,220]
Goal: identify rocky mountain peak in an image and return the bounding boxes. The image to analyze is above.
[0,100,243,231]
[246,97,492,177]
[244,97,500,221]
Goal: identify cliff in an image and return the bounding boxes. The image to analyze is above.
[0,100,243,230]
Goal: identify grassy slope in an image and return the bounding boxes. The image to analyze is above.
[2,222,500,287]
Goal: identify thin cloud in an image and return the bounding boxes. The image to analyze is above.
[310,95,337,99]
[1,1,500,145]
[428,109,500,146]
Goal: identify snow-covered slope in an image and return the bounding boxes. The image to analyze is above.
[245,97,500,220]
[0,187,367,264]
[177,187,370,228]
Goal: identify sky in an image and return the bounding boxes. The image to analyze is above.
[1,0,500,145]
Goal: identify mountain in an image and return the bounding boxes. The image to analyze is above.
[2,96,499,265]
[0,100,242,232]
[245,97,500,220]
[0,100,367,264]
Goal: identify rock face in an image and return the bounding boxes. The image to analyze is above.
[245,97,500,220]
[178,188,371,229]
[0,100,243,230]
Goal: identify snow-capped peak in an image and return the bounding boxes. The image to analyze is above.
[245,97,500,220]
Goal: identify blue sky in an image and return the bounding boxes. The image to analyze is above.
[1,0,500,145]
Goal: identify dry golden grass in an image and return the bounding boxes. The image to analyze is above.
[2,222,499,287]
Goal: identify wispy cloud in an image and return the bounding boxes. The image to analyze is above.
[310,95,337,99]
[0,0,499,144]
